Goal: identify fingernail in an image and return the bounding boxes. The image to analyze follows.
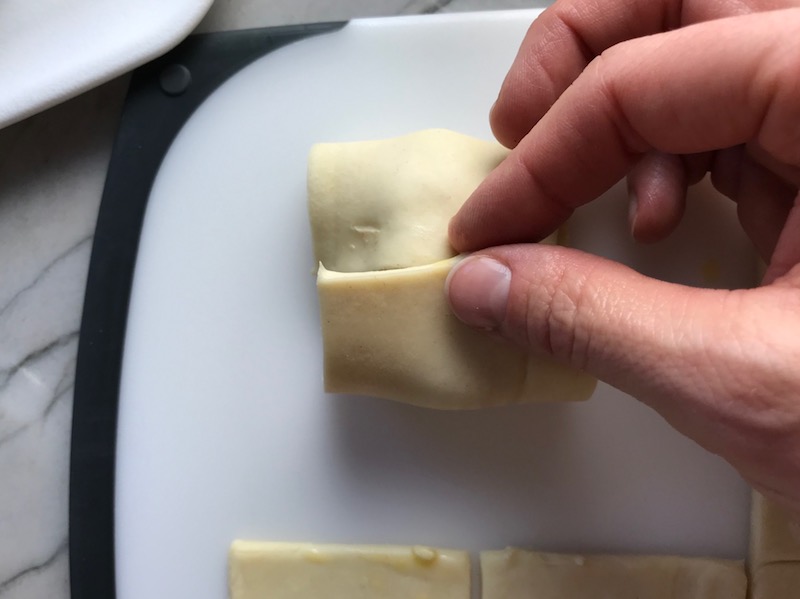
[445,256,511,330]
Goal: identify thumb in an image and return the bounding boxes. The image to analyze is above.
[445,244,796,464]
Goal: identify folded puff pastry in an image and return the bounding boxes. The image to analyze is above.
[308,129,596,409]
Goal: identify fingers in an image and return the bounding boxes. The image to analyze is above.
[491,0,796,148]
[446,244,800,500]
[624,145,797,255]
[765,197,800,283]
[450,10,800,252]
[627,152,687,243]
[710,146,796,260]
[447,246,717,398]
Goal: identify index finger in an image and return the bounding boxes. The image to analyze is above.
[492,0,793,148]
[450,10,800,251]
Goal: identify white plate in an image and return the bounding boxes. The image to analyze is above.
[0,0,213,128]
[114,11,754,599]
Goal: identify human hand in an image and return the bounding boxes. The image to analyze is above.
[446,0,800,513]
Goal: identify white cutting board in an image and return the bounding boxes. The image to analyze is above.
[115,10,755,599]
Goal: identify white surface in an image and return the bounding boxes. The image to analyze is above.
[115,10,754,599]
[0,0,213,129]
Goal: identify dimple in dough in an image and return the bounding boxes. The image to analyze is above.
[480,548,747,599]
[309,129,596,409]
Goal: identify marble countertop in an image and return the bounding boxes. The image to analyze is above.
[0,1,537,597]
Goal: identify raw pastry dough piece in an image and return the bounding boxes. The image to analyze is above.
[309,129,596,409]
[750,492,800,568]
[480,548,746,599]
[318,258,596,409]
[229,540,470,599]
[750,562,800,599]
[308,129,509,272]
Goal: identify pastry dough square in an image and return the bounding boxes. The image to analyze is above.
[480,548,746,599]
[750,562,800,599]
[229,540,470,599]
[750,492,800,568]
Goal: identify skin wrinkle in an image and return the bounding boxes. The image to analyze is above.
[628,295,733,441]
[758,33,800,165]
[553,5,603,66]
[641,291,707,399]
[521,275,553,356]
[514,151,575,222]
[495,0,656,148]
[698,317,755,419]
[523,38,577,125]
[498,7,600,147]
[586,54,651,158]
[512,255,559,356]
[566,259,612,373]
[694,300,800,443]
[510,249,602,371]
[746,350,800,427]
[543,263,585,368]
[617,286,790,474]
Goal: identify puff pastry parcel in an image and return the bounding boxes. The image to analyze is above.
[308,129,596,409]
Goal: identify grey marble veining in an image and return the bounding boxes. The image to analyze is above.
[0,2,538,599]
[0,76,128,598]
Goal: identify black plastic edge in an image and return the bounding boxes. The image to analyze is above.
[68,21,346,599]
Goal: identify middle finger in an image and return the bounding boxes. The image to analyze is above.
[491,0,800,148]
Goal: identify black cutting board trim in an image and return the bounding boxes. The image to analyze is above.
[68,22,345,599]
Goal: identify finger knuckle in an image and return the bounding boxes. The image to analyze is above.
[757,17,800,165]
[520,252,595,369]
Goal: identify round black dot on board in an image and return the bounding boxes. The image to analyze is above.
[159,64,192,96]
